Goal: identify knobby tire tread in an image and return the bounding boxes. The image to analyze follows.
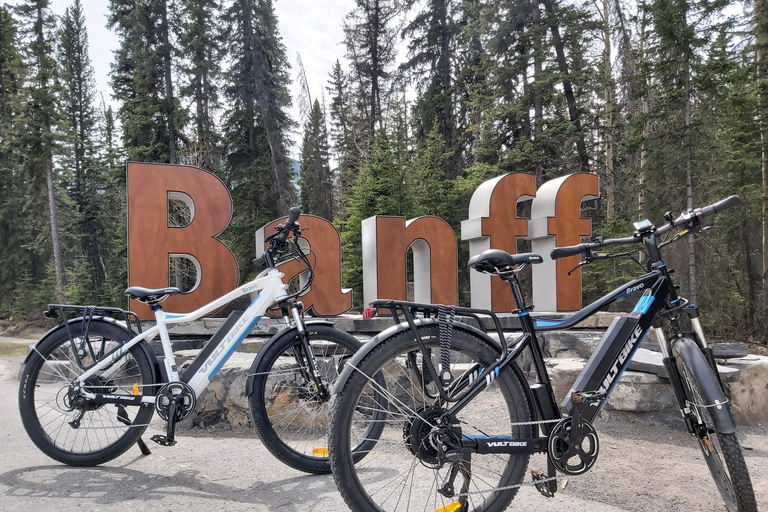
[674,340,757,512]
[18,320,156,466]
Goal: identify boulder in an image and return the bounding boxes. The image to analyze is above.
[546,358,585,404]
[725,355,768,425]
[604,371,677,413]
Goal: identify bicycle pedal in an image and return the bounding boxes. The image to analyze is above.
[571,390,606,403]
[150,434,177,447]
[531,469,556,498]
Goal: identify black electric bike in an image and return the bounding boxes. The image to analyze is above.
[329,196,757,512]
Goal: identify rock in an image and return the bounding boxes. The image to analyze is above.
[712,343,749,359]
[725,355,768,425]
[542,332,579,358]
[604,371,677,413]
[224,372,249,427]
[546,358,585,404]
[628,348,669,378]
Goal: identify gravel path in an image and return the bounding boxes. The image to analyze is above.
[1,350,765,511]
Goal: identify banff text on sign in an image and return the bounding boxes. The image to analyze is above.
[126,163,598,319]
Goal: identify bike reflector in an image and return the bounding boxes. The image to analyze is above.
[362,308,376,320]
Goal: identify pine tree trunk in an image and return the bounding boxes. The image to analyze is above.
[540,0,589,171]
[46,156,66,297]
[756,0,768,332]
[532,0,543,185]
[685,53,697,304]
[370,0,380,136]
[638,0,649,219]
[603,0,615,219]
[160,0,177,164]
[34,2,66,298]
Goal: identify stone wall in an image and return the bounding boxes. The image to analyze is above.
[178,332,768,431]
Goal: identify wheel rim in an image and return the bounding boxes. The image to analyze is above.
[29,336,148,455]
[337,334,530,512]
[259,336,357,460]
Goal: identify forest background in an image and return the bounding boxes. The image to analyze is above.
[1,0,767,346]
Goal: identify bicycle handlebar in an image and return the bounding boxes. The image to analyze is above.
[277,206,301,246]
[550,236,636,260]
[550,195,740,260]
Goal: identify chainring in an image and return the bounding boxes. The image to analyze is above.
[547,417,600,476]
[155,382,196,421]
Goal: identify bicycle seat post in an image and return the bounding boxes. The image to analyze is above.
[501,271,529,314]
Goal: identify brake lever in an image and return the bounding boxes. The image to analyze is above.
[567,261,587,275]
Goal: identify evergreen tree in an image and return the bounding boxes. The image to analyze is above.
[0,7,25,311]
[221,0,297,275]
[177,0,222,168]
[59,0,104,296]
[299,99,333,220]
[401,0,460,177]
[413,120,452,218]
[326,59,365,224]
[108,0,184,163]
[343,0,401,138]
[14,0,67,299]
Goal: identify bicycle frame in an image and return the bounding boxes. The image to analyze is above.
[369,265,687,442]
[74,268,289,403]
[434,269,670,426]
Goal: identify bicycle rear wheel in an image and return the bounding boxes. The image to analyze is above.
[672,337,756,512]
[330,325,532,512]
[249,324,366,474]
[18,320,156,466]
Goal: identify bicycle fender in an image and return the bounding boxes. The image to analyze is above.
[244,320,335,397]
[331,318,505,395]
[23,317,161,389]
[672,336,736,434]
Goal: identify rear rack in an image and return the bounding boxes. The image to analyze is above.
[43,304,144,371]
[44,304,143,334]
[369,299,509,354]
[369,300,525,405]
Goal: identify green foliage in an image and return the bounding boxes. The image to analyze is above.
[299,99,333,219]
[0,0,766,344]
[108,0,185,163]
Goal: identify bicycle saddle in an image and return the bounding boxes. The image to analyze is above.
[468,249,543,274]
[124,286,182,302]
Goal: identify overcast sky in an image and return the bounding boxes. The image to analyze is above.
[37,0,357,157]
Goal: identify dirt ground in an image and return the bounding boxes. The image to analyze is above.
[1,331,766,511]
[0,319,49,339]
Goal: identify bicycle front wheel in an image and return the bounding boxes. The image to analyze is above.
[249,324,363,474]
[330,325,532,512]
[672,337,757,512]
[18,320,156,466]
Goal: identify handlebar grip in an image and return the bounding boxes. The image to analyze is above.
[286,206,301,227]
[708,195,740,215]
[692,195,740,221]
[551,244,586,260]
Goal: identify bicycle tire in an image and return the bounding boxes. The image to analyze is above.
[18,319,156,466]
[249,324,366,474]
[330,325,532,512]
[672,338,757,512]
